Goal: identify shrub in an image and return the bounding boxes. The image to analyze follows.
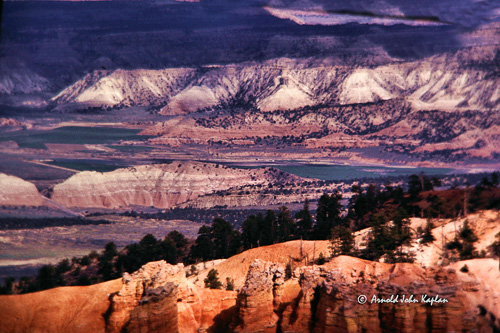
[204,269,222,289]
[226,277,235,291]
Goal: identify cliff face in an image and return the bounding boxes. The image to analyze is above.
[106,261,187,333]
[52,68,197,109]
[233,260,286,333]
[1,244,498,333]
[50,161,302,209]
[105,260,237,333]
[232,257,499,333]
[53,46,500,114]
[0,279,123,333]
[0,173,44,206]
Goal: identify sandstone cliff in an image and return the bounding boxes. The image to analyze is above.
[0,279,122,333]
[0,173,44,206]
[0,243,498,332]
[231,257,500,333]
[106,260,237,333]
[50,161,302,209]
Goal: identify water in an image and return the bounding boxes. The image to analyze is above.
[273,164,454,181]
[0,126,150,149]
[224,162,454,181]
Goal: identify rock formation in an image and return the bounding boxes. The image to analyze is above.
[0,279,123,333]
[52,68,196,109]
[53,46,500,114]
[233,256,500,333]
[0,242,498,333]
[233,260,286,333]
[0,173,43,206]
[50,161,303,209]
[106,260,237,333]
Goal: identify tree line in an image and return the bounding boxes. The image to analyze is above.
[1,172,498,294]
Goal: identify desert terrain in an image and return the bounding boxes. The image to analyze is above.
[0,0,499,332]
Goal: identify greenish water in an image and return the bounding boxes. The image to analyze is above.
[228,162,454,181]
[275,164,454,180]
[46,160,124,172]
[0,126,149,149]
[107,145,156,152]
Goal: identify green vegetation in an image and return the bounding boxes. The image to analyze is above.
[1,172,498,294]
[225,277,235,291]
[204,269,222,289]
[445,220,480,261]
[421,220,436,245]
[1,231,188,294]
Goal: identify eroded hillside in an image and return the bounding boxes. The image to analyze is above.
[50,161,305,209]
[1,239,498,333]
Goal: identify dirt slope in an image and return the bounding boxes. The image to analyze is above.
[0,279,122,333]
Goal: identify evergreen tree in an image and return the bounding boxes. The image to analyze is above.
[167,230,188,249]
[277,206,294,242]
[421,220,436,245]
[98,242,118,280]
[314,192,343,239]
[390,208,413,263]
[242,214,260,249]
[211,218,235,259]
[159,236,178,265]
[330,225,354,257]
[204,269,222,289]
[37,264,58,290]
[408,173,433,201]
[458,220,478,260]
[189,226,214,262]
[488,232,500,270]
[226,277,235,291]
[445,220,479,261]
[296,199,313,239]
[260,210,276,245]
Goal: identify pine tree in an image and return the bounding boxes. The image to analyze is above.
[314,192,343,239]
[204,269,222,289]
[242,214,260,249]
[330,225,354,257]
[277,206,294,242]
[421,220,436,245]
[296,199,313,239]
[226,277,235,291]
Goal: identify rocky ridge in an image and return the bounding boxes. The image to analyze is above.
[230,256,499,333]
[0,173,43,206]
[0,241,498,332]
[50,161,304,209]
[107,260,237,333]
[53,46,500,114]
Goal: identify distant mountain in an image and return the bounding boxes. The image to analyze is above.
[53,45,500,113]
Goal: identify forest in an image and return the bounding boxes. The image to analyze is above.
[1,172,499,294]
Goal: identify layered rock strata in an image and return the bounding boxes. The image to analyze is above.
[106,260,237,333]
[51,161,302,208]
[0,244,498,333]
[233,257,499,333]
[0,173,43,206]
